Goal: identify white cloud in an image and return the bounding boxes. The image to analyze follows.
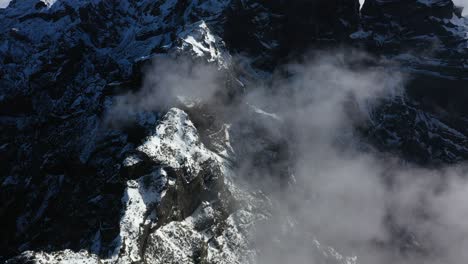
[122,52,468,264]
[0,0,10,8]
[453,0,468,15]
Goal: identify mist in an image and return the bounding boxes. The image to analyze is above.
[0,0,10,8]
[108,51,468,264]
[106,56,224,125]
[453,0,468,15]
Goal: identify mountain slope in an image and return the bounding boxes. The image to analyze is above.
[1,0,468,263]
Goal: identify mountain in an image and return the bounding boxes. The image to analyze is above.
[1,0,468,263]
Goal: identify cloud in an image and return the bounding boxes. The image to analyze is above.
[453,0,468,15]
[108,51,468,264]
[0,0,10,8]
[105,56,224,126]
[231,52,468,264]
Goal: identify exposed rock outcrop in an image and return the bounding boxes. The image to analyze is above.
[2,0,468,263]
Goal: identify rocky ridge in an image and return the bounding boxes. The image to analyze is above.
[1,0,468,263]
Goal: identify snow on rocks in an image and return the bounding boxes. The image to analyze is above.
[113,169,167,263]
[143,184,261,264]
[137,108,221,177]
[5,250,100,264]
[5,0,467,263]
[178,21,231,68]
[117,107,265,264]
[3,103,361,264]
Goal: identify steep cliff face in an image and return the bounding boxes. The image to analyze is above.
[224,0,360,69]
[352,0,468,163]
[1,0,468,263]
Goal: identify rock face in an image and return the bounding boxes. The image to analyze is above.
[0,0,233,260]
[224,0,360,69]
[1,0,468,263]
[355,0,468,163]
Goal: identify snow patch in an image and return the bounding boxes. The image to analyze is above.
[178,21,231,68]
[137,108,221,175]
[114,169,167,263]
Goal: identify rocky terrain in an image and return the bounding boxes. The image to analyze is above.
[1,0,468,263]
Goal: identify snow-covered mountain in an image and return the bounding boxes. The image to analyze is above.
[1,0,468,263]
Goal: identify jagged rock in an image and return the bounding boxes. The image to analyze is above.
[137,108,222,177]
[360,0,464,52]
[107,108,243,263]
[2,0,468,263]
[224,0,360,69]
[0,0,233,259]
